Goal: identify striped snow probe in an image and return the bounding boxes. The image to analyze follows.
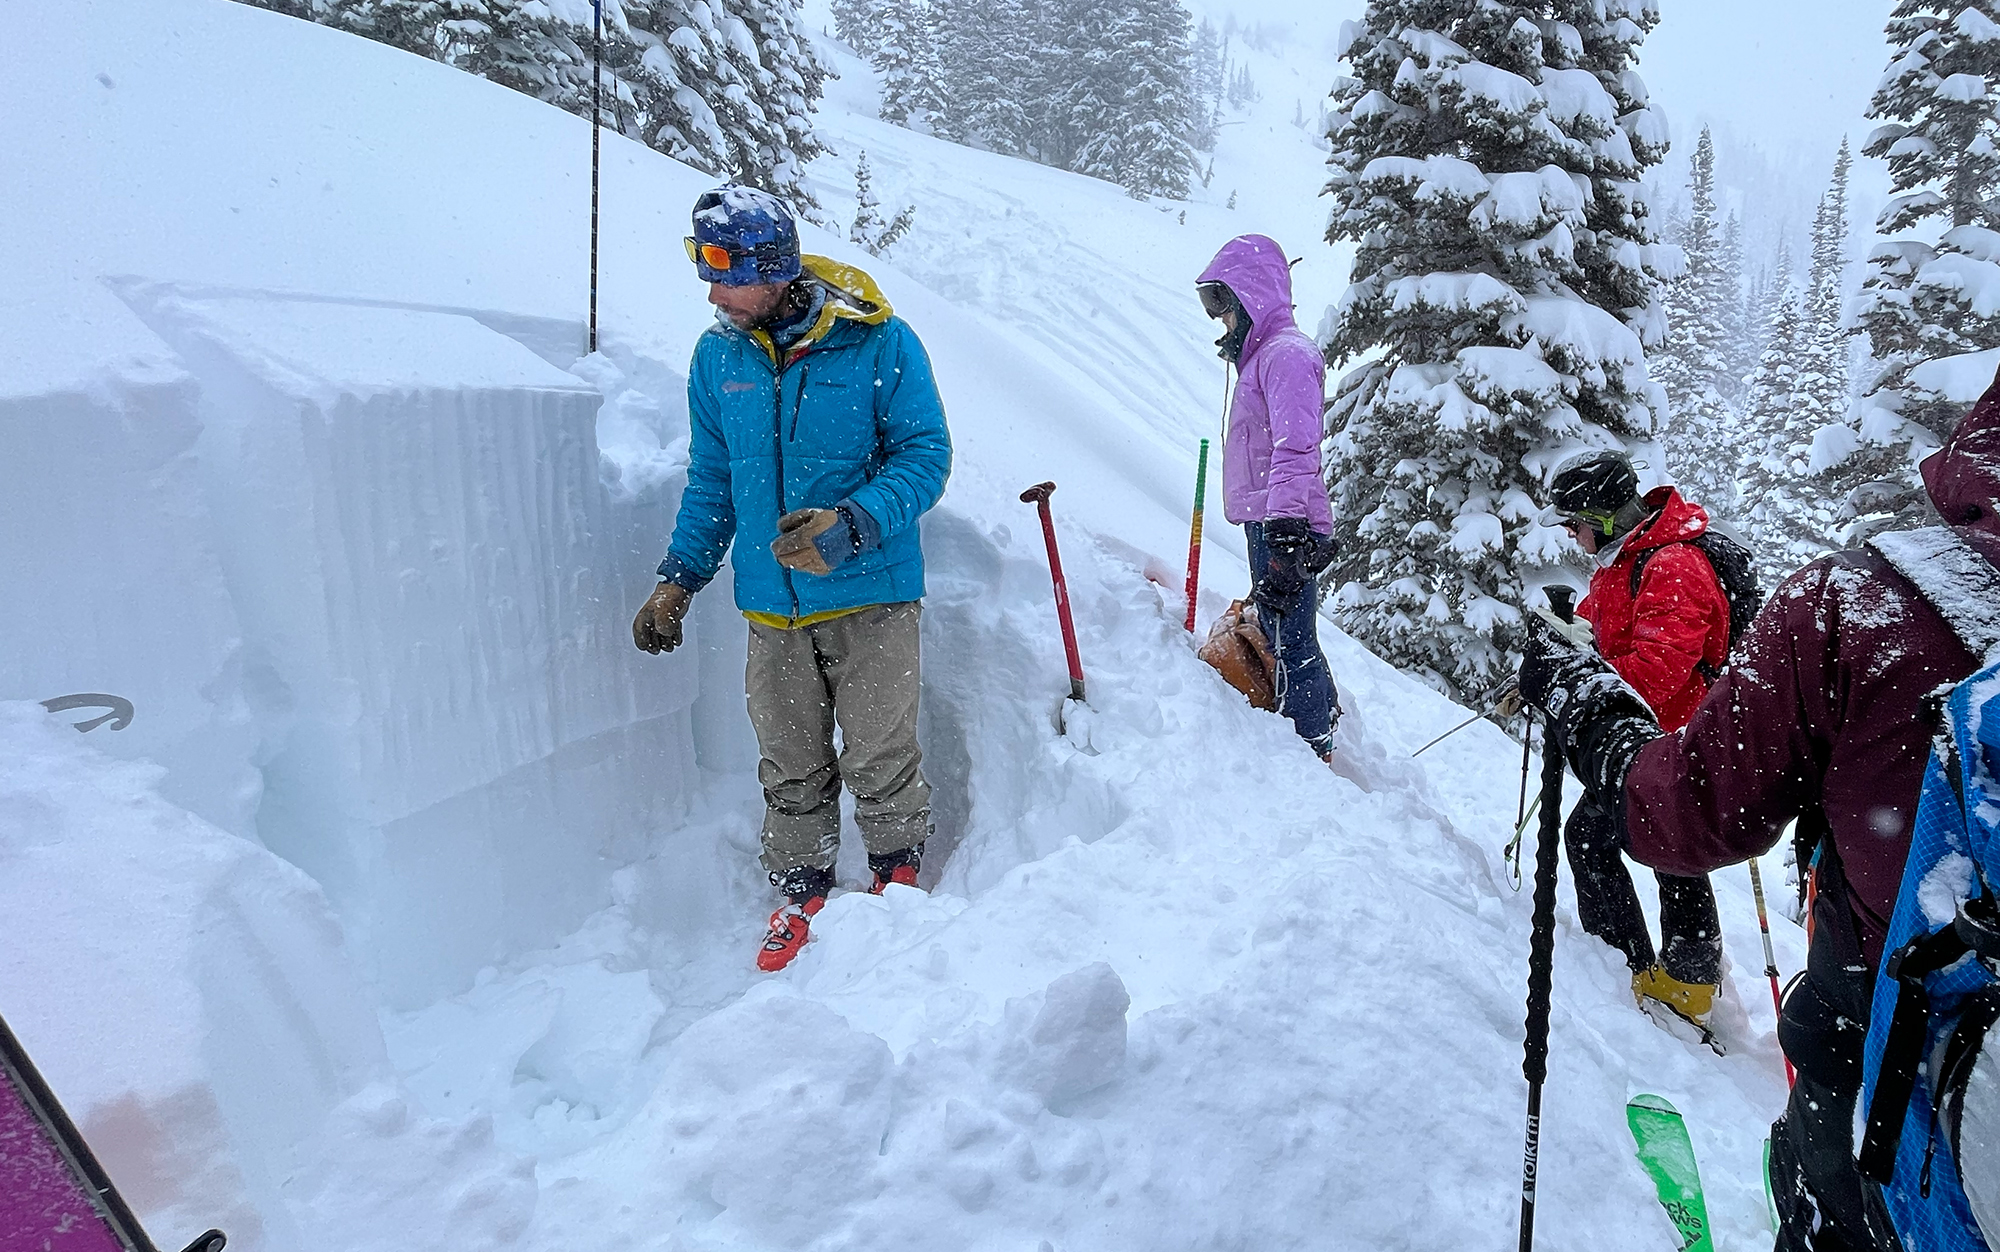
[1183,438,1209,633]
[1746,856,1795,1085]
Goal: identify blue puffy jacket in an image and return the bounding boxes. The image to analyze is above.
[659,256,952,620]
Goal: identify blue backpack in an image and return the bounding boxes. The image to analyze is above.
[1859,527,2000,1252]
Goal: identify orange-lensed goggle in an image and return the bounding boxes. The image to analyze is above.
[685,237,737,271]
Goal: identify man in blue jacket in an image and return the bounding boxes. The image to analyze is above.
[631,185,953,972]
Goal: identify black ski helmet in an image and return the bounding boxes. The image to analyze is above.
[1549,451,1641,529]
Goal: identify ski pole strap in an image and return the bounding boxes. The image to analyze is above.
[1858,910,2000,1180]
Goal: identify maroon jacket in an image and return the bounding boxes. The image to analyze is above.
[1623,371,2000,972]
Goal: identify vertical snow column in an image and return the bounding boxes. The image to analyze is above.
[0,283,261,834]
[145,293,698,1007]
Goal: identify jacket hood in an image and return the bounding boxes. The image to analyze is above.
[1197,235,1299,360]
[740,254,894,362]
[1623,486,1709,556]
[1921,365,2000,537]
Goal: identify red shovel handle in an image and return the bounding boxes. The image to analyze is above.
[1020,482,1086,702]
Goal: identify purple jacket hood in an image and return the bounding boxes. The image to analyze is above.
[1197,234,1301,358]
[1198,235,1331,531]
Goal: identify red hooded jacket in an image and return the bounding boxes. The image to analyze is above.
[1622,369,2000,972]
[1576,487,1732,732]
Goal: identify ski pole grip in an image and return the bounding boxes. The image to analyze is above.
[1544,585,1576,624]
[1019,481,1057,505]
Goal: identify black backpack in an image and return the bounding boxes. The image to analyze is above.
[1627,526,1763,672]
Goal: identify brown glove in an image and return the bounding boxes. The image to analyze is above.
[771,508,846,576]
[632,581,692,654]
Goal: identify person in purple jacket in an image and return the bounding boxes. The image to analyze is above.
[1197,235,1341,758]
[1518,372,2000,1252]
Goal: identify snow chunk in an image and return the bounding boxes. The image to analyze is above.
[1945,225,2000,264]
[1810,422,1863,473]
[1384,272,1525,317]
[1474,166,1587,231]
[1447,509,1505,557]
[1919,252,2000,318]
[1919,852,1978,927]
[1938,73,1989,103]
[995,964,1132,1106]
[1541,68,1618,130]
[1502,295,1646,390]
[1911,348,2000,404]
[1448,62,1542,116]
[1958,6,2000,42]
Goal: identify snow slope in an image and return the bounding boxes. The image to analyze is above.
[3,2,1802,1250]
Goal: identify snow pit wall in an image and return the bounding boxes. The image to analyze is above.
[3,284,702,1008]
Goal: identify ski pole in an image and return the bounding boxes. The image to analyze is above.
[1183,438,1209,633]
[1519,586,1574,1252]
[1411,676,1520,757]
[1746,856,1795,1085]
[589,0,601,354]
[1020,482,1086,703]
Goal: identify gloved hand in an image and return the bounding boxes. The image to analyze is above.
[632,581,692,654]
[1254,518,1314,606]
[1533,605,1595,650]
[1517,611,1661,802]
[773,506,861,576]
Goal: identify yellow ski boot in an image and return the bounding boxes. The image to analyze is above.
[1633,963,1718,1026]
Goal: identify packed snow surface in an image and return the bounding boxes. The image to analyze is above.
[2,2,1804,1249]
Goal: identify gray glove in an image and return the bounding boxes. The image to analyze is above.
[633,582,692,654]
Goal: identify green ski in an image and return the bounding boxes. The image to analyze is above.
[1626,1093,1715,1252]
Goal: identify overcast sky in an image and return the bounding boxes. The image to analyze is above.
[1642,0,1893,171]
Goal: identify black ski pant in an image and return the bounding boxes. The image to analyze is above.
[1564,796,1722,983]
[1768,959,1901,1251]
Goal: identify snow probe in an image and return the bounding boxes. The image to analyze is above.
[0,1010,226,1252]
[1183,438,1209,633]
[1517,585,1574,1252]
[1021,482,1086,703]
[1745,856,1795,1085]
[588,0,601,353]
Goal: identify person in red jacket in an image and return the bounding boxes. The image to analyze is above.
[1518,375,2000,1252]
[1541,452,1730,1026]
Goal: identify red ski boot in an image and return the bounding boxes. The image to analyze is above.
[757,866,832,973]
[868,844,925,894]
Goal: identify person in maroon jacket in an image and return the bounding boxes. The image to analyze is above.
[1519,374,2000,1252]
[1542,452,1731,1027]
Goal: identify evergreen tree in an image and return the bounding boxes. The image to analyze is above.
[1656,128,1736,510]
[1716,213,1751,405]
[830,0,883,54]
[1096,0,1198,198]
[1322,0,1673,703]
[1189,18,1225,150]
[849,151,917,255]
[1732,259,1841,586]
[938,0,1035,155]
[1795,140,1855,437]
[1852,0,2000,527]
[872,0,947,129]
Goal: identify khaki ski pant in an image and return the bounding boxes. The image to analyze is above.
[745,601,931,875]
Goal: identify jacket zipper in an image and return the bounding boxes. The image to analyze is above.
[769,344,809,620]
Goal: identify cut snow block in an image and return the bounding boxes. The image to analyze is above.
[0,281,260,836]
[137,292,696,1007]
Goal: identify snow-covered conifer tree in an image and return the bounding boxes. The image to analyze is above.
[1795,141,1855,437]
[1717,213,1751,406]
[936,0,1035,155]
[849,151,917,255]
[1190,18,1225,150]
[831,0,883,54]
[1851,0,2000,527]
[1102,0,1199,198]
[873,0,947,129]
[1732,260,1841,584]
[1322,0,1674,702]
[1656,128,1737,509]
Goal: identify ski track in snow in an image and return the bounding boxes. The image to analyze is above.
[2,3,1807,1250]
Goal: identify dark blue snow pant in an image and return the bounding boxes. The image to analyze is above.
[1244,521,1340,755]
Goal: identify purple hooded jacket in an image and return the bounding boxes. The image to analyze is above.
[1623,368,2000,972]
[1197,236,1333,532]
